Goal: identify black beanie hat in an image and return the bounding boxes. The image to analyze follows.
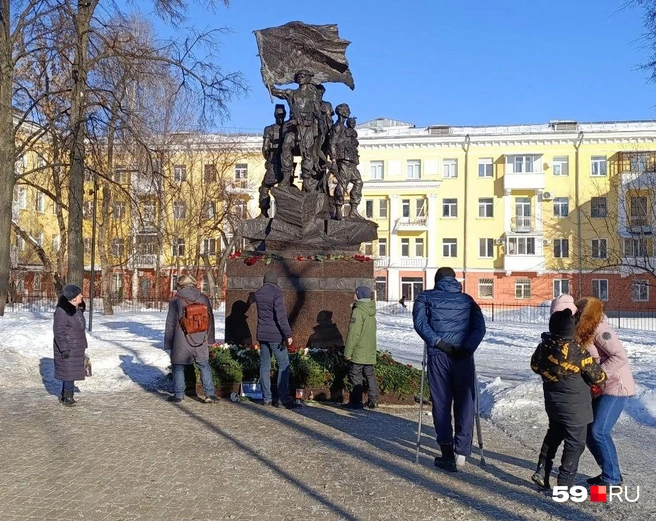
[549,308,576,338]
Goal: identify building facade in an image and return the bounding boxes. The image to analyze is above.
[11,118,656,310]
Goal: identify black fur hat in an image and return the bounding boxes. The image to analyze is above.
[549,308,575,338]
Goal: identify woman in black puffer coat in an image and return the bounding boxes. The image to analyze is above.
[53,284,88,406]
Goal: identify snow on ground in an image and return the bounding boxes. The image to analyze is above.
[1,305,654,431]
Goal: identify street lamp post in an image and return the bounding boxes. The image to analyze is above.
[88,173,98,332]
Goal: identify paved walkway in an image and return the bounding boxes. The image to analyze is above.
[0,389,649,521]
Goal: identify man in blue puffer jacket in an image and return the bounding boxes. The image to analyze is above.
[413,267,486,472]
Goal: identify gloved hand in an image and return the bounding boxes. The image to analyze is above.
[590,384,603,398]
[436,340,457,356]
[61,351,71,359]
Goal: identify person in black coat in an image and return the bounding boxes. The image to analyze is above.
[530,307,607,488]
[252,271,293,407]
[53,284,88,406]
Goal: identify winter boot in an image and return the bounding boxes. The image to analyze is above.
[531,459,553,489]
[61,397,77,407]
[435,444,457,472]
[334,205,343,221]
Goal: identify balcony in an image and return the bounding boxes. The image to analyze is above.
[394,216,428,231]
[133,254,159,268]
[503,172,545,191]
[503,254,546,274]
[130,176,160,195]
[628,217,652,235]
[375,256,428,269]
[510,216,536,233]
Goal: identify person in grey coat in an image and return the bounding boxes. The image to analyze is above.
[164,274,219,404]
[53,284,88,406]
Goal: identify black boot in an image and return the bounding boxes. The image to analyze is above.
[334,205,343,221]
[435,443,457,472]
[531,459,553,489]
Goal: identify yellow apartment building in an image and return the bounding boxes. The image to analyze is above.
[11,118,656,311]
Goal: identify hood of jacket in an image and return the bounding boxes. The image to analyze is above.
[57,295,85,316]
[435,276,462,294]
[574,296,604,347]
[353,299,376,317]
[176,286,202,301]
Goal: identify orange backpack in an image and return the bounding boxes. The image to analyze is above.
[178,296,210,344]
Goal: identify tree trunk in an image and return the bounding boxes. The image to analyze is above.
[0,0,15,315]
[11,222,63,291]
[66,0,96,286]
[98,179,113,314]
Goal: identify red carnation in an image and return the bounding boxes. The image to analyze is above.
[296,255,304,261]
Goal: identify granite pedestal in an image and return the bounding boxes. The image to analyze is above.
[225,257,374,348]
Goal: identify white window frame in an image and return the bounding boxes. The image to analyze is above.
[203,201,216,220]
[401,238,410,257]
[507,237,536,255]
[442,198,457,218]
[591,156,607,177]
[554,238,569,258]
[234,163,248,181]
[478,158,493,178]
[415,238,424,257]
[172,238,185,257]
[52,235,60,253]
[173,165,186,183]
[442,238,457,257]
[624,237,647,258]
[363,242,373,256]
[173,200,186,220]
[365,200,374,219]
[631,280,649,302]
[35,232,43,247]
[478,278,494,298]
[35,191,45,213]
[416,198,426,217]
[33,273,42,292]
[370,161,384,180]
[478,198,493,218]
[234,200,248,219]
[592,279,609,301]
[553,279,570,298]
[111,238,124,257]
[443,159,458,178]
[13,186,27,209]
[402,199,410,217]
[515,279,531,299]
[379,199,388,219]
[552,156,569,176]
[513,155,535,173]
[553,197,569,218]
[591,197,607,218]
[377,238,387,257]
[202,238,217,255]
[479,238,494,258]
[591,238,608,259]
[406,160,421,180]
[113,201,126,220]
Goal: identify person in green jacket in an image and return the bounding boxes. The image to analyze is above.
[344,285,378,409]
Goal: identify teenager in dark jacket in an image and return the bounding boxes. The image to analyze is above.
[344,286,377,409]
[413,267,486,472]
[530,298,607,489]
[253,271,294,407]
[164,274,218,404]
[53,284,88,406]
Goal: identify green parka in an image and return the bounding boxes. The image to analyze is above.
[344,299,377,365]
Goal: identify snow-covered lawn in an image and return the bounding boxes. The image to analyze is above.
[1,307,654,430]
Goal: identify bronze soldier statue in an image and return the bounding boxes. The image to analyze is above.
[270,70,323,192]
[258,104,286,218]
[329,104,363,220]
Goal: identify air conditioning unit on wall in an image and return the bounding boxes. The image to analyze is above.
[494,238,505,245]
[541,191,554,201]
[543,239,551,246]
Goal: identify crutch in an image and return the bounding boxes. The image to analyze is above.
[414,342,428,464]
[474,365,486,466]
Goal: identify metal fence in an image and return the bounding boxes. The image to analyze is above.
[3,296,226,315]
[375,300,656,332]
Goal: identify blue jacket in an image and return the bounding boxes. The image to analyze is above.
[412,277,486,355]
[253,282,292,343]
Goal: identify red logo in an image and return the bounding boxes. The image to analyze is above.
[590,485,607,503]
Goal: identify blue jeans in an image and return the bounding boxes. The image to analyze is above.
[587,395,629,485]
[259,341,290,403]
[61,380,75,399]
[172,360,215,399]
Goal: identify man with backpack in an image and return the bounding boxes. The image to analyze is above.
[164,274,218,404]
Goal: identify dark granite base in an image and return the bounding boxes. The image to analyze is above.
[225,258,374,348]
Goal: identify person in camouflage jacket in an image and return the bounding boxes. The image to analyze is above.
[530,306,606,489]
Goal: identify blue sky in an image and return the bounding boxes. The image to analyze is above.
[138,0,654,131]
